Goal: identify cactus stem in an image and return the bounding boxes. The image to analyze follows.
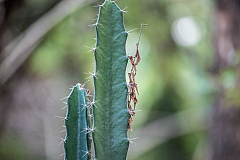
[64,83,89,160]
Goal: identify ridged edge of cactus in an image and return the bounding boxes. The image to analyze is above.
[92,0,129,159]
[64,84,89,160]
[85,90,92,160]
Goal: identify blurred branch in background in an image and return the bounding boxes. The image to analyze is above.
[129,107,208,159]
[0,0,97,159]
[0,0,93,85]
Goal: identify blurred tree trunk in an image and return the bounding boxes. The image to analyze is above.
[0,0,24,137]
[210,0,240,159]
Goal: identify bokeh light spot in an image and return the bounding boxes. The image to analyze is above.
[171,16,202,47]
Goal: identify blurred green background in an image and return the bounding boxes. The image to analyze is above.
[0,0,219,159]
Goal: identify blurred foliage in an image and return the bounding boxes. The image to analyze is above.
[0,132,31,160]
[0,0,218,159]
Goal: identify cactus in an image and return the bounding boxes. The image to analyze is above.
[92,0,129,159]
[64,84,91,160]
[64,0,135,159]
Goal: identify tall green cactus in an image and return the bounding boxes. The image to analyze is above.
[92,0,129,159]
[64,0,130,159]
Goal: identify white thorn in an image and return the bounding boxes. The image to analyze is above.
[59,96,68,100]
[61,105,67,110]
[129,137,139,144]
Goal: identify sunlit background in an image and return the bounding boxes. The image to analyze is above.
[0,0,222,159]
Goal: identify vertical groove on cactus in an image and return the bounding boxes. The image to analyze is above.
[85,90,92,160]
[92,0,129,159]
[64,84,89,160]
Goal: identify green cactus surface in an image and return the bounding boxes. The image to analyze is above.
[64,84,89,160]
[92,0,129,159]
[85,90,92,159]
